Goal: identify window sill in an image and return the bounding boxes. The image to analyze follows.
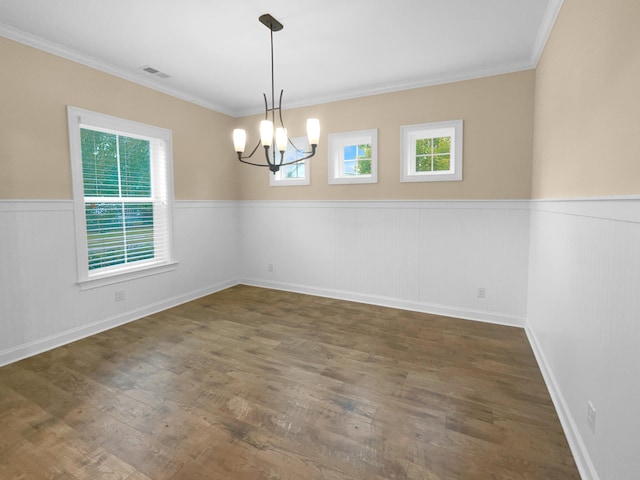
[329,176,377,185]
[270,179,311,187]
[400,172,462,182]
[77,260,178,291]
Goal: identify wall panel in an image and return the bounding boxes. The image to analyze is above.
[0,200,240,366]
[240,200,530,326]
[526,198,640,480]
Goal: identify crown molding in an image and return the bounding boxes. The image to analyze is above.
[530,0,564,66]
[232,61,535,117]
[0,22,235,117]
[2,0,564,119]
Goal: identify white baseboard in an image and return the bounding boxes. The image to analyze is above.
[0,278,240,368]
[0,276,522,367]
[243,278,525,328]
[525,323,599,480]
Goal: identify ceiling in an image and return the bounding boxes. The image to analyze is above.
[0,0,562,117]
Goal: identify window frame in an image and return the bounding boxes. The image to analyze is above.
[328,129,378,185]
[400,120,463,182]
[269,136,311,186]
[67,106,177,290]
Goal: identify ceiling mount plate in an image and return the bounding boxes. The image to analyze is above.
[259,14,284,32]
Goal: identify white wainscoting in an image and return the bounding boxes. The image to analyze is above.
[0,200,240,366]
[239,200,531,327]
[4,196,636,478]
[526,197,640,480]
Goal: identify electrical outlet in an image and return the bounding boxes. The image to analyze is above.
[267,264,274,273]
[477,287,486,298]
[587,401,596,433]
[115,290,125,302]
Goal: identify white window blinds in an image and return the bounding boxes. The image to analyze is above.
[68,107,175,287]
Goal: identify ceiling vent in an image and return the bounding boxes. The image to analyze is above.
[139,65,170,79]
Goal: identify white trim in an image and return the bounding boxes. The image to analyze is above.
[0,19,548,119]
[174,200,241,209]
[67,106,177,284]
[530,0,564,66]
[243,278,524,328]
[401,120,463,182]
[525,323,600,480]
[0,199,532,210]
[530,197,640,224]
[238,199,531,210]
[77,261,178,291]
[0,199,240,211]
[328,129,378,185]
[233,63,535,117]
[269,136,312,187]
[0,279,239,368]
[0,23,232,116]
[0,200,74,212]
[532,194,640,202]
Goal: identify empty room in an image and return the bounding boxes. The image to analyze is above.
[0,0,638,479]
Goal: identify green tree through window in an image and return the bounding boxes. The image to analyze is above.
[343,144,372,176]
[80,128,154,270]
[416,136,451,172]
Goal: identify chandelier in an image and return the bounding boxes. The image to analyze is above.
[232,14,320,174]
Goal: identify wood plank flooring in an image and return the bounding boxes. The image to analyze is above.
[0,285,580,479]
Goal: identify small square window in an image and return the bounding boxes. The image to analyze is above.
[401,120,463,182]
[269,136,311,186]
[328,129,377,184]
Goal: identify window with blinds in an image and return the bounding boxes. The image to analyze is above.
[68,107,176,288]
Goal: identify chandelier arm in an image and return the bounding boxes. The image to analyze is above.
[278,89,284,118]
[237,157,272,167]
[278,145,317,166]
[287,138,300,150]
[277,90,305,155]
[278,89,289,140]
[263,93,268,119]
[264,146,276,167]
[237,139,262,162]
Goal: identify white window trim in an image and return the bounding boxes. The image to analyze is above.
[67,106,177,290]
[269,136,311,187]
[400,119,463,182]
[328,129,378,185]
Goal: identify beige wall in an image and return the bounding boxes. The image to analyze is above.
[236,71,535,200]
[1,36,537,202]
[532,0,640,198]
[8,0,638,203]
[0,37,238,200]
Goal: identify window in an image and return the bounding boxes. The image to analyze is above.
[67,106,176,289]
[400,120,463,182]
[269,136,311,186]
[328,129,378,184]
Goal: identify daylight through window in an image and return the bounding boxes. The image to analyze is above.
[401,120,463,182]
[270,136,311,186]
[328,129,378,184]
[68,107,175,287]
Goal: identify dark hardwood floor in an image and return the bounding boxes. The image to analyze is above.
[0,285,579,479]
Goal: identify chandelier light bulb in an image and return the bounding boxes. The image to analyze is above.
[275,127,288,152]
[233,129,246,153]
[307,118,320,146]
[260,120,273,147]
